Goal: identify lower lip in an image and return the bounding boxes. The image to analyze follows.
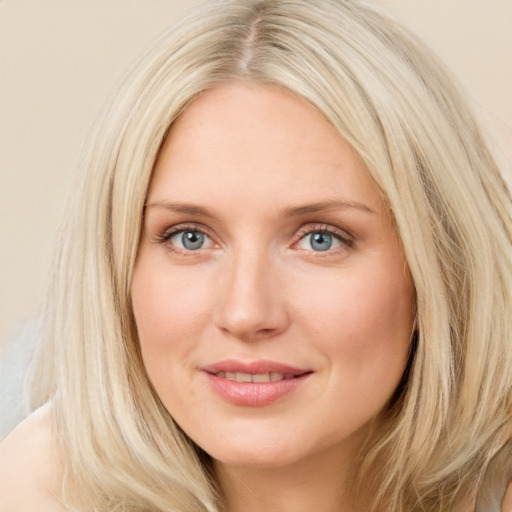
[204,372,311,406]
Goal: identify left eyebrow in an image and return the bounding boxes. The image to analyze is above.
[279,199,375,218]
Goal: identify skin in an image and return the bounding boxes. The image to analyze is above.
[131,82,416,512]
[0,405,67,512]
[0,81,508,512]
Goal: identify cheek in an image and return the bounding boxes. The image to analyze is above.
[130,257,214,377]
[296,266,414,430]
[295,262,414,369]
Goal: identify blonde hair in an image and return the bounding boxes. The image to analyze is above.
[30,1,512,511]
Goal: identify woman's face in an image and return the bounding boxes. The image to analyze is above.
[131,82,415,469]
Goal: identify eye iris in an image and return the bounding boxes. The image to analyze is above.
[310,232,332,251]
[182,231,204,250]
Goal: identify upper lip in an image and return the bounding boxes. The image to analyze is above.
[201,359,311,376]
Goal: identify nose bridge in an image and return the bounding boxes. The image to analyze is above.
[214,243,288,340]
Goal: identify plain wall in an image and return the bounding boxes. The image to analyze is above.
[1,0,511,356]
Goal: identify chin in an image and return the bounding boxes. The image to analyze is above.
[210,449,303,470]
[193,432,305,469]
[198,430,347,472]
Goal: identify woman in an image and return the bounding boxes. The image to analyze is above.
[0,1,511,511]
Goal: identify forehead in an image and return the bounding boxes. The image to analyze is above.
[148,82,386,217]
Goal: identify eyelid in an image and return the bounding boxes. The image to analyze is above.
[292,223,354,251]
[152,223,217,250]
[152,221,354,254]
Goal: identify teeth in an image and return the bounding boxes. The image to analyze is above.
[217,372,286,383]
[252,373,271,382]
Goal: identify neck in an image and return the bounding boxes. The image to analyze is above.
[215,445,364,512]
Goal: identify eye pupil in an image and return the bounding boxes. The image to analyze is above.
[311,233,332,251]
[182,231,204,250]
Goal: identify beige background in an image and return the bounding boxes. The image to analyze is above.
[1,0,511,356]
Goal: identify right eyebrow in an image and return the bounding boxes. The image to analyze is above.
[144,201,216,219]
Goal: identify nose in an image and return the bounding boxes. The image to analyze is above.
[213,248,290,341]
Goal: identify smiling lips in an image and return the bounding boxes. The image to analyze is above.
[202,360,312,406]
[215,371,297,382]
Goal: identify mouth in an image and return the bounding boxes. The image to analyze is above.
[201,360,313,406]
[212,371,306,383]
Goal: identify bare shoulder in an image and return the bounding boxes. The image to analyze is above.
[0,404,67,512]
[503,481,512,512]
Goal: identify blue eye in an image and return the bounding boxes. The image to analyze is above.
[170,230,213,251]
[298,231,343,252]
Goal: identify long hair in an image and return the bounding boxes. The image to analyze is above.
[29,1,512,511]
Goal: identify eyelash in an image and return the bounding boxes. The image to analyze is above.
[152,223,213,255]
[153,222,354,254]
[294,224,354,252]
